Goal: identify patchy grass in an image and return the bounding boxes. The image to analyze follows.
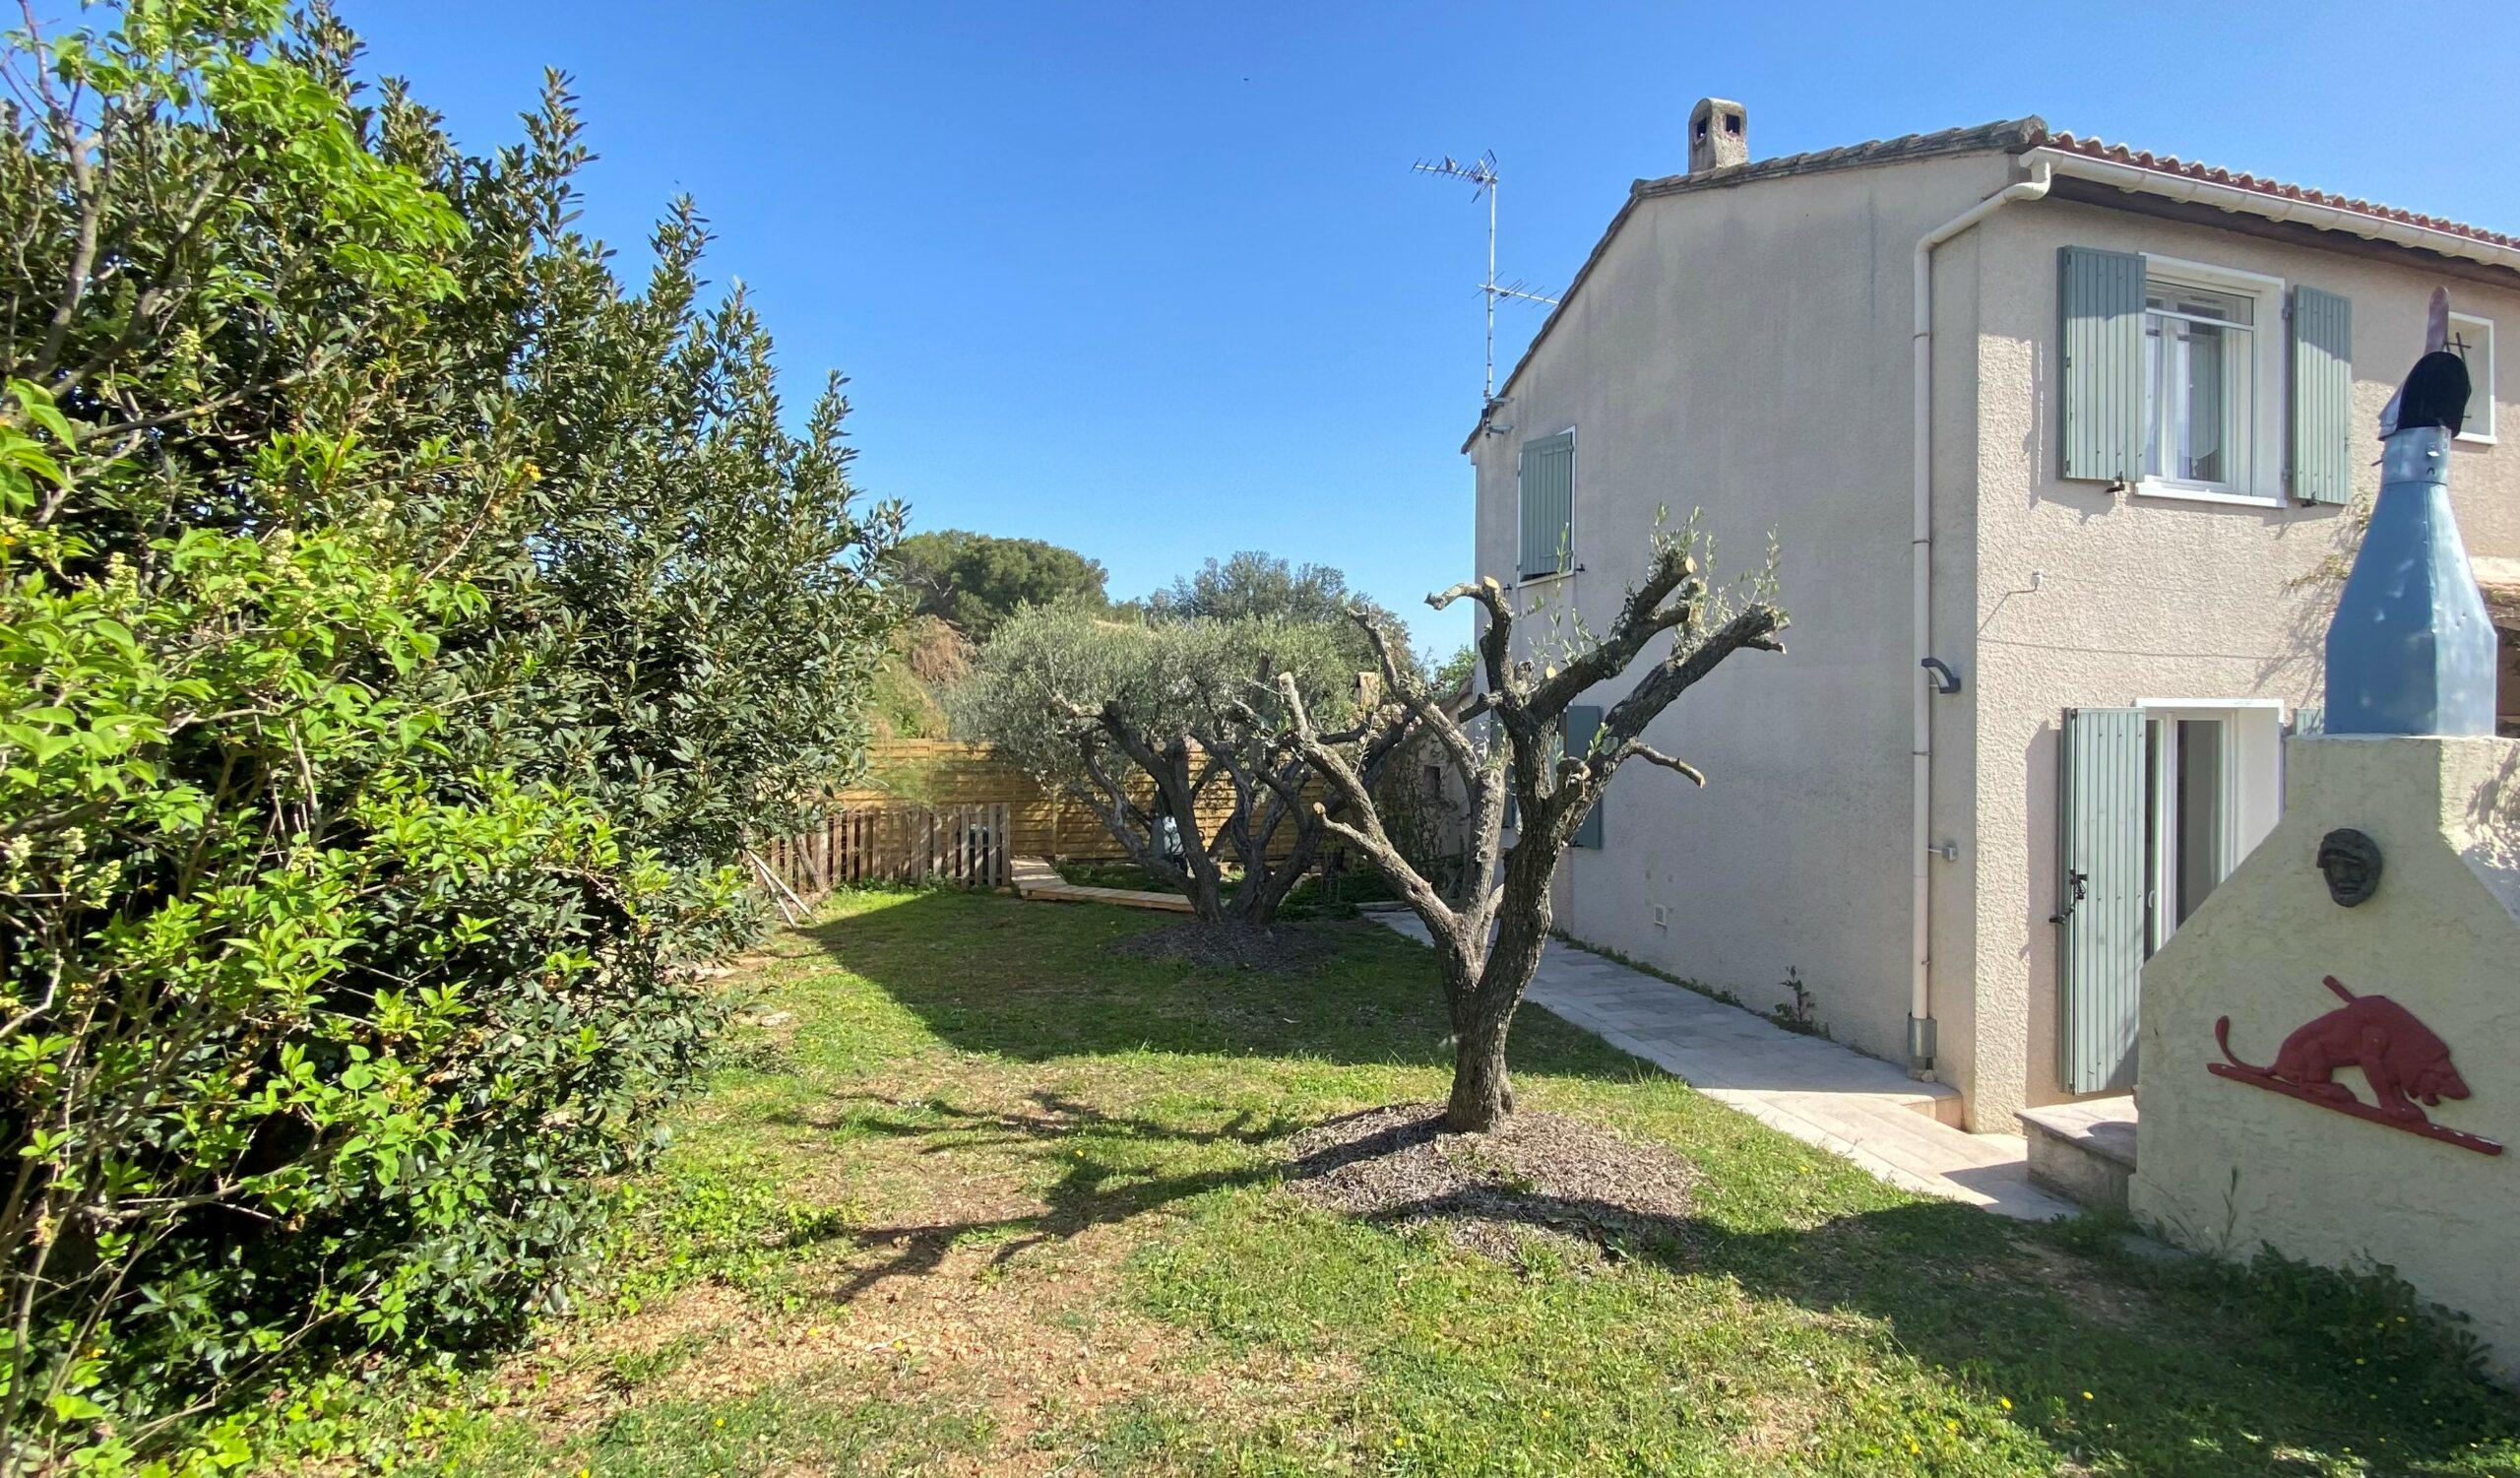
[1049,858,1399,915]
[290,888,2519,1475]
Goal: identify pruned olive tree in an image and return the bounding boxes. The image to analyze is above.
[1279,522,1786,1130]
[955,605,1404,924]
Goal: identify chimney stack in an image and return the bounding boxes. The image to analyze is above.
[1689,97,1747,174]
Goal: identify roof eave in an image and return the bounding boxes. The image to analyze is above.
[1462,126,2520,455]
[1463,119,2044,452]
[2025,146,2520,278]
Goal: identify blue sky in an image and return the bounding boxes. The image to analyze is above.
[349,0,2520,651]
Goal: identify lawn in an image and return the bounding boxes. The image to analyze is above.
[298,888,2520,1476]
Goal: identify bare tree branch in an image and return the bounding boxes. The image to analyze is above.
[1279,520,1790,1130]
[1603,740,1704,787]
[1429,576,1518,702]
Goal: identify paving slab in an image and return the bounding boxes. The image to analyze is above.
[1363,910,2077,1222]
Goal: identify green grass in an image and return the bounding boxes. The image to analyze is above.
[1050,857,1400,914]
[289,888,2520,1476]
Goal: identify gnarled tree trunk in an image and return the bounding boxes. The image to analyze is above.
[1279,523,1786,1132]
[1064,699,1403,928]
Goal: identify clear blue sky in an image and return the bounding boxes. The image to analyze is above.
[349,0,2519,651]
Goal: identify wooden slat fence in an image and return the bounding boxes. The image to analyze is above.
[839,740,1318,863]
[756,802,1010,902]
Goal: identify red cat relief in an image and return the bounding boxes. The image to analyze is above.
[2209,975,2502,1157]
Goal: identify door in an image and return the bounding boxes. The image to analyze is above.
[2146,715,2230,955]
[2055,708,2147,1094]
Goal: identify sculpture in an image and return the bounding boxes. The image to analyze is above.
[2323,289,2496,738]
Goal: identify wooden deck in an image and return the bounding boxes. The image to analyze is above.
[1009,856,1195,913]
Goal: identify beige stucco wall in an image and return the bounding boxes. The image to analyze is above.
[1469,148,2520,1130]
[1959,199,2520,1128]
[2130,736,2520,1382]
[1469,151,2014,1071]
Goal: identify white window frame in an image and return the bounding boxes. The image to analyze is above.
[2450,311,2496,445]
[1515,424,1578,587]
[2130,255,2288,508]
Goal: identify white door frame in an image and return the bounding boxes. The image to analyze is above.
[2135,698,2284,953]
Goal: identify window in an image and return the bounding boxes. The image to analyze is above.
[2143,282,2255,492]
[1516,430,1575,581]
[1496,704,1604,848]
[2449,311,2496,443]
[2058,249,2323,501]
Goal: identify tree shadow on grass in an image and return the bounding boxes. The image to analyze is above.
[1255,1104,2517,1472]
[758,1089,1296,1305]
[796,888,1620,1077]
[788,891,2520,1473]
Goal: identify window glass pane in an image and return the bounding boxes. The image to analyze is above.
[2146,286,2253,325]
[2143,319,2164,478]
[2449,314,2493,438]
[2142,277,2254,489]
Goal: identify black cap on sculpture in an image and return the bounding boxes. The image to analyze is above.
[2392,351,2473,435]
[2379,288,2473,437]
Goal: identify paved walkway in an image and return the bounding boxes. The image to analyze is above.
[1363,910,2076,1221]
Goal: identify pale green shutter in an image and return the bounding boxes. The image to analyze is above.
[1566,705,1605,849]
[1518,431,1574,579]
[2290,287,2355,505]
[2057,247,2146,482]
[2057,708,2146,1094]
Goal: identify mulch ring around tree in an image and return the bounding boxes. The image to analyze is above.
[1109,920,1336,973]
[1281,1102,1697,1263]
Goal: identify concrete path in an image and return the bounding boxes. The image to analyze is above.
[1362,910,2077,1222]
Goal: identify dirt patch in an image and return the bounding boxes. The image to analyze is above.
[482,1213,1346,1475]
[1282,1102,1697,1262]
[1109,920,1334,973]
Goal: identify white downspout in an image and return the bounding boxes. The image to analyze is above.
[1908,157,2052,1079]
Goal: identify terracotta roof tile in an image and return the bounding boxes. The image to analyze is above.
[2041,130,2520,252]
[1629,118,2519,253]
[1471,115,2518,447]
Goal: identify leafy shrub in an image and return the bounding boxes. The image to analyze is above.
[0,2,897,1462]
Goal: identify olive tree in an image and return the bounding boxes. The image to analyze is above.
[1279,523,1785,1130]
[956,605,1403,924]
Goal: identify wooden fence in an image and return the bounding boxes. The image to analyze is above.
[754,802,1010,902]
[837,739,1313,862]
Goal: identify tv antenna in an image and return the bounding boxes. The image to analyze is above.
[1412,150,1559,402]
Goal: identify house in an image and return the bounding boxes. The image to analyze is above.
[1471,99,2519,1132]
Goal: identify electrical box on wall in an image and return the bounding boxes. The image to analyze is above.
[1652,904,1670,930]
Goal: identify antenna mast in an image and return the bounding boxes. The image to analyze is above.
[1412,151,1558,403]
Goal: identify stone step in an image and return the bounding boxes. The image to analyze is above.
[2018,1096,2139,1212]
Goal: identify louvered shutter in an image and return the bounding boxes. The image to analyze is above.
[1518,431,1575,579]
[2057,708,2146,1094]
[2290,287,2355,505]
[1566,705,1605,849]
[2057,247,2146,482]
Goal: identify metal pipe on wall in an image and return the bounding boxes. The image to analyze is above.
[1908,157,2054,1080]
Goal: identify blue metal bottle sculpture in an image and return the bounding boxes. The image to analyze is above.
[2323,290,2494,737]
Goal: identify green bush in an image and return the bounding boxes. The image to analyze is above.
[0,2,897,1463]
